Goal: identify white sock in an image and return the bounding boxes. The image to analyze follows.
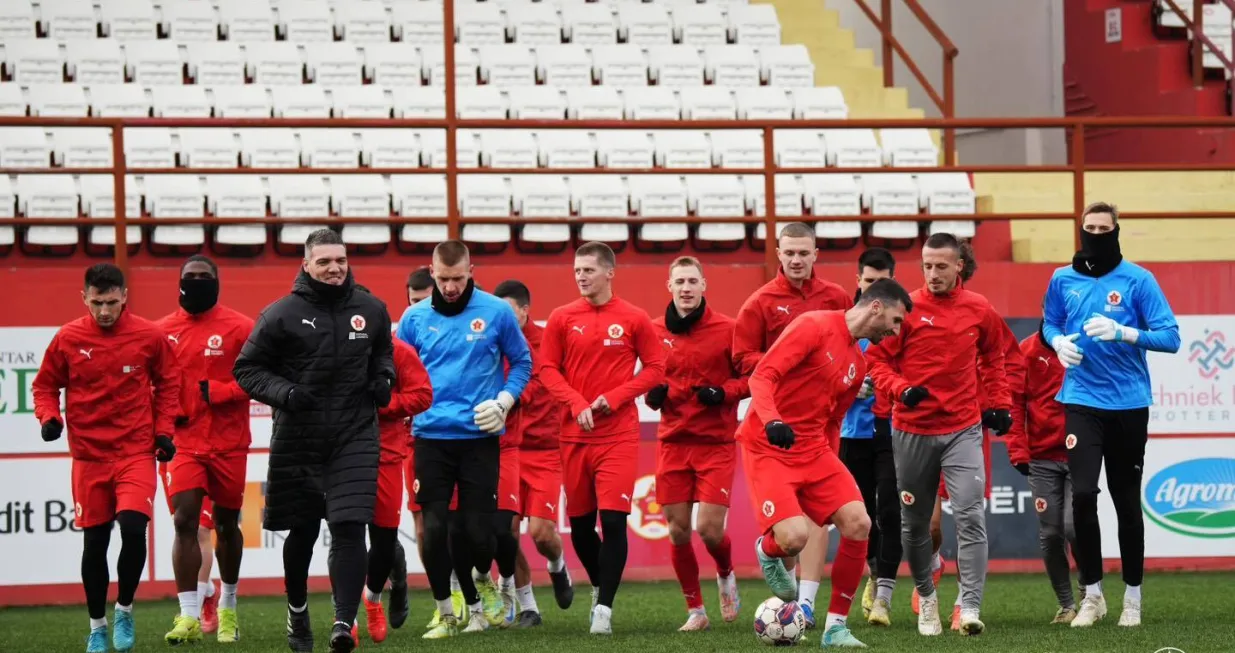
[825,612,846,629]
[436,598,454,618]
[500,575,515,592]
[931,553,942,572]
[547,554,565,573]
[289,603,307,613]
[90,617,107,630]
[449,572,461,593]
[875,578,895,603]
[798,580,820,609]
[201,581,215,598]
[365,588,382,603]
[1125,584,1141,602]
[1085,582,1103,598]
[516,584,538,613]
[468,601,483,614]
[220,583,238,610]
[115,603,132,613]
[178,591,201,619]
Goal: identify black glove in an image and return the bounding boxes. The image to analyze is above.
[199,380,211,405]
[372,378,392,408]
[154,434,176,462]
[765,420,795,450]
[286,386,318,412]
[983,408,1013,436]
[1014,462,1029,477]
[693,386,725,406]
[174,415,189,428]
[41,418,63,442]
[644,384,669,411]
[900,386,930,408]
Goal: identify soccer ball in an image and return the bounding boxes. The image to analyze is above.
[753,597,806,646]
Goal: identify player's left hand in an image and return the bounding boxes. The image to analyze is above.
[154,434,176,462]
[982,408,1013,436]
[199,380,211,405]
[474,391,515,434]
[1014,462,1029,476]
[576,407,595,432]
[1083,313,1140,344]
[591,395,612,415]
[372,378,393,408]
[693,386,725,406]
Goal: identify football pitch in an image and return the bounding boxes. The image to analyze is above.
[2,573,1229,652]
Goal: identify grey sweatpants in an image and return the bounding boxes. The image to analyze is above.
[1027,460,1077,608]
[892,423,988,612]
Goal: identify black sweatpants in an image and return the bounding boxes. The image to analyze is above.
[1064,405,1149,588]
[839,422,903,580]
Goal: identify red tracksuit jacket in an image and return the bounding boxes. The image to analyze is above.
[1007,333,1066,464]
[739,310,865,456]
[866,286,1011,436]
[651,303,749,444]
[510,321,566,451]
[537,295,666,444]
[157,305,254,455]
[732,270,853,375]
[377,339,433,464]
[33,311,181,461]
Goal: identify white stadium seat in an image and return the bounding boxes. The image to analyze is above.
[704,45,760,87]
[124,127,174,168]
[880,128,938,167]
[512,174,572,244]
[392,1,444,45]
[144,174,207,246]
[277,0,334,42]
[672,2,726,46]
[186,42,246,86]
[457,174,512,235]
[99,0,158,41]
[29,83,90,117]
[537,130,596,168]
[0,176,13,249]
[239,128,299,168]
[0,127,51,168]
[862,173,920,239]
[710,129,762,168]
[331,85,392,118]
[299,128,360,168]
[537,45,593,86]
[617,3,672,45]
[456,2,506,45]
[330,175,391,244]
[18,174,80,246]
[790,86,848,119]
[746,173,805,223]
[0,0,36,40]
[268,175,329,245]
[422,47,480,86]
[687,174,746,242]
[592,45,648,87]
[0,84,27,115]
[569,175,630,242]
[80,174,143,246]
[88,83,148,117]
[774,129,826,168]
[6,39,64,85]
[271,85,330,118]
[508,86,568,119]
[66,40,125,85]
[760,44,814,87]
[41,0,99,41]
[596,130,653,168]
[456,86,507,119]
[152,84,211,117]
[563,4,618,45]
[728,4,781,46]
[50,127,112,167]
[335,0,391,43]
[653,130,710,168]
[801,174,862,238]
[735,87,791,120]
[163,0,220,43]
[124,40,183,86]
[360,129,420,168]
[478,130,538,169]
[478,45,537,87]
[211,85,274,118]
[179,128,240,168]
[918,172,976,238]
[363,42,421,86]
[206,175,268,246]
[681,86,737,120]
[218,0,276,42]
[623,86,680,120]
[392,86,445,118]
[824,129,882,168]
[391,174,448,243]
[648,45,705,87]
[510,3,562,45]
[629,175,688,242]
[305,42,363,86]
[419,130,481,168]
[246,42,304,86]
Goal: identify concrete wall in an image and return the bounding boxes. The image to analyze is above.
[828,0,1067,165]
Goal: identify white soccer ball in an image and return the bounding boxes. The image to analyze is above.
[753,597,806,646]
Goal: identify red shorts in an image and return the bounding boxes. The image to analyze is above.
[938,431,993,500]
[742,445,863,535]
[655,441,736,507]
[498,446,520,514]
[519,447,562,521]
[560,438,638,517]
[403,448,458,513]
[159,464,215,529]
[375,459,405,529]
[163,452,246,510]
[74,455,157,529]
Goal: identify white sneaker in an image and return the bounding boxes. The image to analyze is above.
[588,586,599,627]
[1070,593,1107,628]
[1118,599,1141,627]
[462,607,488,633]
[679,609,710,632]
[917,593,942,636]
[959,609,985,636]
[590,605,612,635]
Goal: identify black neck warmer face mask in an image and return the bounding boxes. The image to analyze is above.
[665,297,707,334]
[431,278,475,317]
[1072,225,1123,278]
[179,278,219,314]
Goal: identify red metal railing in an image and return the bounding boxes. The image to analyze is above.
[1162,0,1235,86]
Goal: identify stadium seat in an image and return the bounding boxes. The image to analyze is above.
[29,83,90,117]
[163,0,220,43]
[144,174,207,247]
[510,174,572,244]
[790,86,848,119]
[125,40,183,86]
[801,174,862,239]
[271,85,331,118]
[335,0,391,43]
[563,4,618,45]
[917,172,976,238]
[305,42,363,86]
[331,85,392,118]
[735,87,791,120]
[456,2,506,45]
[179,128,240,168]
[80,174,143,249]
[300,128,360,168]
[0,0,36,40]
[17,174,80,247]
[478,45,537,87]
[747,173,805,229]
[672,2,726,46]
[617,3,673,45]
[728,4,781,46]
[687,174,747,243]
[704,45,760,87]
[648,45,705,87]
[823,129,882,167]
[681,86,737,119]
[457,174,513,244]
[422,46,480,86]
[40,0,100,41]
[510,3,562,45]
[478,130,538,168]
[360,128,420,168]
[66,40,126,85]
[363,42,422,86]
[569,175,630,243]
[391,174,448,244]
[456,86,508,119]
[653,130,711,168]
[211,85,274,117]
[710,129,763,168]
[330,175,391,245]
[536,45,593,86]
[420,130,481,168]
[125,127,174,168]
[0,176,13,251]
[595,130,654,168]
[151,85,212,117]
[238,128,299,168]
[759,44,814,87]
[268,175,329,245]
[0,84,27,116]
[508,86,568,119]
[629,175,688,244]
[391,1,444,45]
[0,127,51,168]
[623,86,680,120]
[537,129,597,168]
[773,129,826,168]
[392,86,445,118]
[99,0,159,41]
[205,175,268,247]
[277,0,334,42]
[50,127,113,167]
[218,0,276,42]
[247,42,305,86]
[6,39,64,85]
[592,45,649,87]
[861,173,919,239]
[879,128,938,167]
[186,42,246,86]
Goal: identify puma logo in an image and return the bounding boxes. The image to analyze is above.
[775,306,791,315]
[167,334,179,344]
[509,494,519,505]
[302,318,317,329]
[572,325,586,335]
[546,502,555,512]
[825,351,834,363]
[1038,356,1051,365]
[720,488,729,497]
[79,348,93,360]
[620,493,630,502]
[662,338,674,348]
[920,316,935,326]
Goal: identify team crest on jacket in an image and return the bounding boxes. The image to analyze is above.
[470,318,487,333]
[608,324,625,339]
[350,315,366,331]
[207,334,223,349]
[1107,291,1122,306]
[844,363,857,385]
[761,500,775,518]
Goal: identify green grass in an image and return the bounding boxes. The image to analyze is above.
[3,573,1232,652]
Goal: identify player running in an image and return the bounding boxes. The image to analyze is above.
[838,248,903,627]
[537,242,667,635]
[646,257,746,631]
[157,255,254,645]
[732,221,853,627]
[743,279,913,649]
[1042,202,1180,628]
[396,240,533,638]
[866,233,1012,637]
[33,263,180,653]
[1007,321,1080,624]
[494,280,575,628]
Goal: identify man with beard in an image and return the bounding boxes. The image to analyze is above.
[1042,202,1179,628]
[233,229,396,653]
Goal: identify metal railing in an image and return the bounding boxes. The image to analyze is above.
[1162,0,1235,87]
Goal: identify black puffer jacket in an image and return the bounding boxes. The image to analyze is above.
[234,270,395,529]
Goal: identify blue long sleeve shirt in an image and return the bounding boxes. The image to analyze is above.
[1042,260,1180,410]
[396,290,532,440]
[842,339,876,440]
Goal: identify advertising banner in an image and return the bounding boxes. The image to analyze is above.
[1148,316,1235,434]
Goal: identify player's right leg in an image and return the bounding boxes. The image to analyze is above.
[111,456,156,653]
[1108,408,1149,628]
[691,443,738,624]
[362,460,404,643]
[205,450,246,643]
[74,458,115,653]
[889,428,945,637]
[414,438,465,639]
[1063,405,1110,628]
[520,447,572,611]
[939,423,989,636]
[1028,460,1077,624]
[588,439,640,635]
[839,437,878,624]
[166,486,208,645]
[870,429,902,627]
[492,448,524,627]
[658,440,708,629]
[741,445,807,602]
[562,441,603,622]
[454,437,504,632]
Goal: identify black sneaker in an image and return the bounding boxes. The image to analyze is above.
[329,621,355,653]
[549,568,574,609]
[388,540,410,629]
[286,606,313,653]
[514,610,543,629]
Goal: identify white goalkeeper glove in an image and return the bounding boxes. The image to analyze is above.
[474,390,516,434]
[1051,333,1084,369]
[856,376,875,400]
[1083,313,1139,345]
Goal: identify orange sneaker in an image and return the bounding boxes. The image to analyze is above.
[364,596,386,643]
[950,605,961,631]
[200,583,219,634]
[352,621,361,649]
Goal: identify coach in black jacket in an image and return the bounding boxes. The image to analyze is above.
[234,229,394,653]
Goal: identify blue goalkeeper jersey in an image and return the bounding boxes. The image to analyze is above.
[1042,260,1180,411]
[841,339,876,440]
[397,289,532,440]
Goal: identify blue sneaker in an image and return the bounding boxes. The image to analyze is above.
[755,537,797,602]
[821,623,867,648]
[801,603,817,629]
[113,609,135,652]
[85,626,107,653]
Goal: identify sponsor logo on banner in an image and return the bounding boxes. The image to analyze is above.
[627,475,667,540]
[1142,458,1235,538]
[1150,316,1235,434]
